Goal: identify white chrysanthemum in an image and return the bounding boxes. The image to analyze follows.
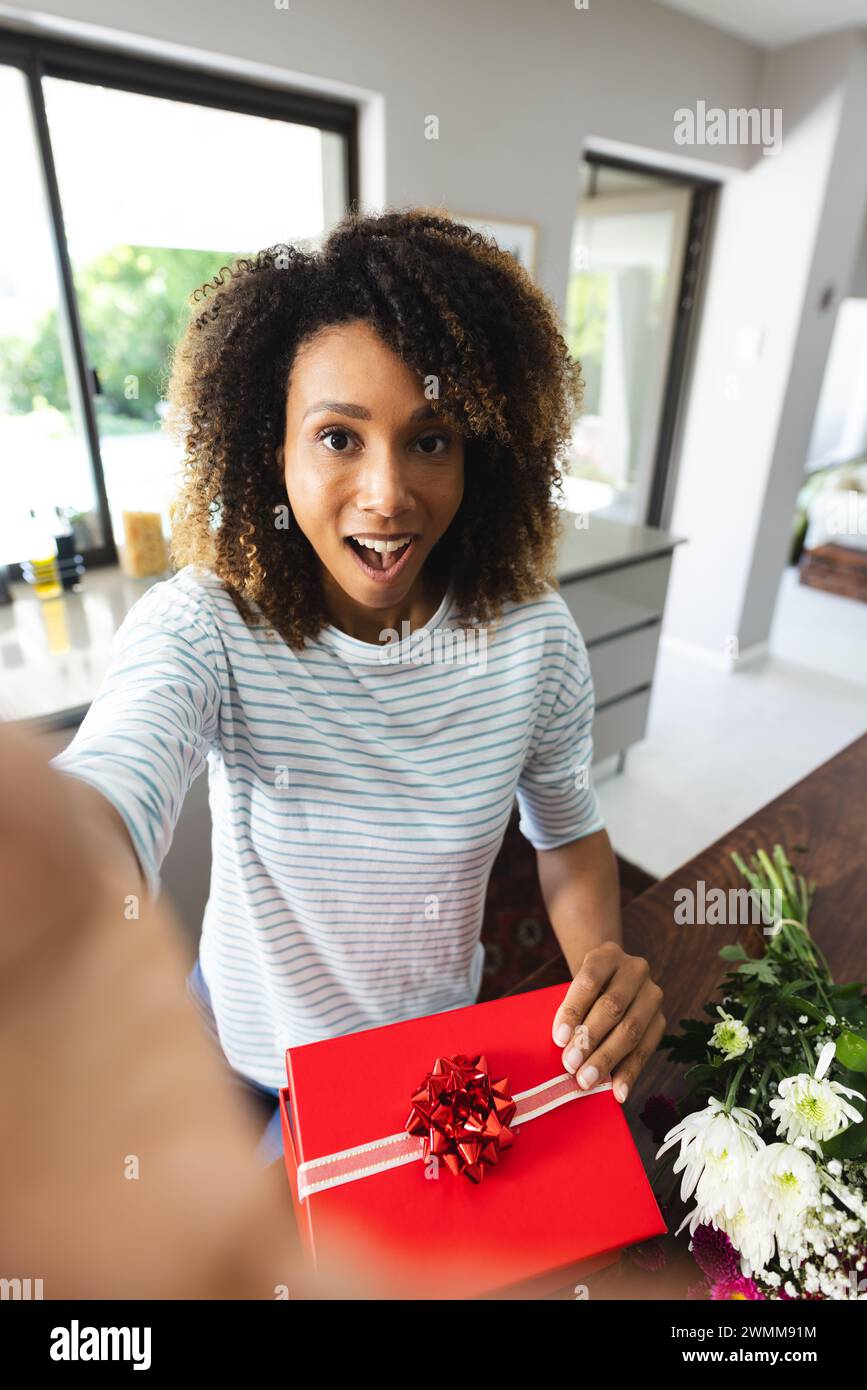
[715,1201,776,1278]
[770,1041,865,1144]
[710,1009,752,1060]
[657,1097,765,1227]
[754,1143,822,1251]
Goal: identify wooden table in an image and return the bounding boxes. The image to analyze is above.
[507,732,867,1297]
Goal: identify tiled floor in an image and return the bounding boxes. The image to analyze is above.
[770,563,867,685]
[594,567,867,880]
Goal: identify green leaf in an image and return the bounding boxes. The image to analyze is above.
[703,1001,730,1017]
[684,1062,727,1084]
[832,982,867,999]
[719,944,750,962]
[822,1117,867,1160]
[785,995,830,1024]
[781,978,815,996]
[662,1040,702,1062]
[835,1064,867,1093]
[836,1031,867,1073]
[738,958,779,984]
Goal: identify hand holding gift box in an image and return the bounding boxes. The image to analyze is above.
[550,940,668,1104]
[279,983,667,1298]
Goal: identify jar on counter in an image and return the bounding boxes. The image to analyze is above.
[120,509,169,578]
[113,467,171,580]
[22,509,62,599]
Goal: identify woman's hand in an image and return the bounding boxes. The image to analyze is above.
[551,941,666,1104]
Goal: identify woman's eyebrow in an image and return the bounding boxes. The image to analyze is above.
[302,401,439,423]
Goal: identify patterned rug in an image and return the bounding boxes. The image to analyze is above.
[477,803,656,1001]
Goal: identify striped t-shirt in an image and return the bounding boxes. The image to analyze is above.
[51,565,604,1089]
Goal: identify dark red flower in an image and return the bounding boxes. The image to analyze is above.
[691,1223,740,1283]
[640,1093,680,1143]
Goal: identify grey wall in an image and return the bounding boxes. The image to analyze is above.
[2,0,761,314]
[851,208,867,298]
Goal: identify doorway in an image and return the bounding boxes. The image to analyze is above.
[563,156,716,528]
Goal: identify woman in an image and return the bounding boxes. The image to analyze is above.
[52,207,666,1160]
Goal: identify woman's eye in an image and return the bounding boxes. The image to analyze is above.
[414,433,450,455]
[318,427,357,453]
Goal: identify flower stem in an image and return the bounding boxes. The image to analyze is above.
[724,1060,748,1112]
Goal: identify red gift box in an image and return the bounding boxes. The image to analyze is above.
[279,982,667,1299]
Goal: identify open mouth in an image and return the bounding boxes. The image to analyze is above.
[344,535,417,583]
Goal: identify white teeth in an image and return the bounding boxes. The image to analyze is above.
[351,536,411,553]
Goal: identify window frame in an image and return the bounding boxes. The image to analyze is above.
[0,25,359,573]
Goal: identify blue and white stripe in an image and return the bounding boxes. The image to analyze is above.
[52,565,604,1089]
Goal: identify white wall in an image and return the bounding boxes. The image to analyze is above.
[663,30,867,663]
[807,299,867,465]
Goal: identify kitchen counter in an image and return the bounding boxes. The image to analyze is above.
[1,512,683,732]
[0,567,157,727]
[556,511,683,580]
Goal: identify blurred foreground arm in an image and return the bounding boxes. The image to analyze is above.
[0,723,379,1300]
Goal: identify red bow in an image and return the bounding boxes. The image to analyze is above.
[405,1054,517,1183]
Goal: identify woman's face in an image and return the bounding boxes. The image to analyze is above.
[278,319,464,622]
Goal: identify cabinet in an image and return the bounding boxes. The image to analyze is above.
[555,513,684,766]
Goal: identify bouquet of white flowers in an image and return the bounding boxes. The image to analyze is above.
[654,845,867,1299]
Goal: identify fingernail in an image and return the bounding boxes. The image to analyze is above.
[614,1081,629,1103]
[554,1023,572,1046]
[564,1046,584,1072]
[578,1065,598,1090]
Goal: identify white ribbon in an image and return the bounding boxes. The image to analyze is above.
[295,1073,613,1201]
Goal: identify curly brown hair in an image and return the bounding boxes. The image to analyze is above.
[165,205,583,648]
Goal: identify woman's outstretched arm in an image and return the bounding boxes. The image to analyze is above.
[0,722,375,1300]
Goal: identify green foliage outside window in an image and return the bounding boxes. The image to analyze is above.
[0,244,243,433]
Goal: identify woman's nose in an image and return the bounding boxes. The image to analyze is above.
[357,449,413,513]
